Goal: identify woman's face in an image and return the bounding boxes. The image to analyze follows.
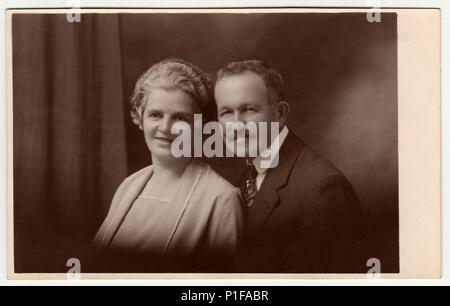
[141,88,196,161]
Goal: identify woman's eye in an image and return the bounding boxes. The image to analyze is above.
[147,111,162,119]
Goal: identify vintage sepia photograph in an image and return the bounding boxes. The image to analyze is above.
[6,8,440,278]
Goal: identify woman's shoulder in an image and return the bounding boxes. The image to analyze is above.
[197,161,240,197]
[117,165,153,190]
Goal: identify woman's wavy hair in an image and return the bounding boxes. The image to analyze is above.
[130,58,215,128]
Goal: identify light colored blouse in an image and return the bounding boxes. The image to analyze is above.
[110,196,172,255]
[93,159,244,259]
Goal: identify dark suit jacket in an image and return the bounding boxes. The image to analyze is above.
[212,131,364,273]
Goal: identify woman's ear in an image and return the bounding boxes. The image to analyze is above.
[277,101,290,126]
[138,123,144,131]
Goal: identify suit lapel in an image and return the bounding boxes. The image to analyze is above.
[246,132,304,237]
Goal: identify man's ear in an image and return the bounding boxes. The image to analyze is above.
[138,123,143,131]
[276,101,290,125]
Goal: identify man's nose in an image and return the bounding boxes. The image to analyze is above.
[233,112,246,124]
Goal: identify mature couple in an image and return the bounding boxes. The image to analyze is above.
[93,58,363,273]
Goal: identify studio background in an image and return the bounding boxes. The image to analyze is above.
[12,12,398,272]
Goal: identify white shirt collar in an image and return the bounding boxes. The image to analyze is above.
[252,126,289,174]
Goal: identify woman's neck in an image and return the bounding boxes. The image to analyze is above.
[151,157,192,180]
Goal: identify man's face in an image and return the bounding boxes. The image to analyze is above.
[215,71,280,157]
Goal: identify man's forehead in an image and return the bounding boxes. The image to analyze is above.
[215,71,267,94]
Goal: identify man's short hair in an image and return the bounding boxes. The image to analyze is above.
[216,60,286,104]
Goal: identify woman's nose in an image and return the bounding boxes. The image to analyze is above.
[158,116,172,134]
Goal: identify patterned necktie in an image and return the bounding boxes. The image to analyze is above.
[241,160,258,208]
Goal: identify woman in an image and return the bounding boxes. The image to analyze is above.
[93,59,244,272]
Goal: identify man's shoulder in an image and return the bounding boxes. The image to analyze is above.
[282,132,352,188]
[280,133,361,220]
[296,144,344,178]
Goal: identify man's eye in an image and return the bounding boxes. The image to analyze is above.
[220,110,232,117]
[244,107,256,112]
[175,116,189,122]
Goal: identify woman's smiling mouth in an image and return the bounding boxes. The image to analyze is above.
[154,136,174,144]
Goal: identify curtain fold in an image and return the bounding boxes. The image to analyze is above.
[13,13,127,272]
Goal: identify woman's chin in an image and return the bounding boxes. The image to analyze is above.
[146,143,172,157]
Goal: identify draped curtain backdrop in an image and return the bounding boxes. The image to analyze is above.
[13,14,128,272]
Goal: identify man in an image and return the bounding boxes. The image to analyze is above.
[213,60,364,273]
